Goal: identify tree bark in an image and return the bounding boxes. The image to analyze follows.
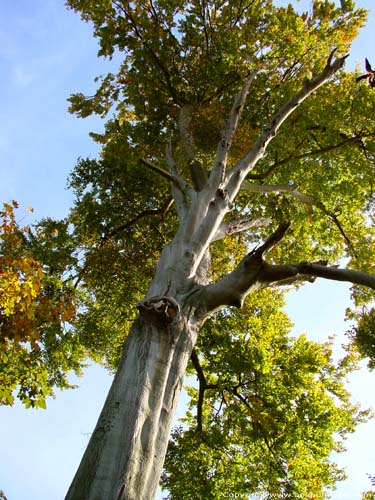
[66,309,199,500]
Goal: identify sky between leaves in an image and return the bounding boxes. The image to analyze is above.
[1,1,375,499]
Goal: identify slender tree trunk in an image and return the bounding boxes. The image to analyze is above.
[66,309,199,500]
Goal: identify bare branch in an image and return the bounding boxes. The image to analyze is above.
[194,220,375,315]
[182,74,257,270]
[250,221,291,258]
[199,253,375,318]
[140,157,175,183]
[212,216,272,242]
[226,51,349,200]
[258,261,375,290]
[209,72,256,191]
[257,260,328,286]
[294,263,375,289]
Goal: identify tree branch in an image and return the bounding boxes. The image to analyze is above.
[177,105,209,192]
[73,197,174,287]
[241,182,356,255]
[140,156,190,217]
[257,261,375,290]
[102,197,174,243]
[250,221,291,258]
[199,223,290,313]
[200,255,375,318]
[165,140,191,218]
[246,135,365,181]
[209,72,256,192]
[196,217,375,316]
[190,348,218,432]
[226,50,349,200]
[294,263,375,289]
[140,157,175,183]
[189,160,209,192]
[212,216,272,242]
[178,105,196,162]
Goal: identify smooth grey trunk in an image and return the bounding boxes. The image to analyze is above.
[66,311,199,500]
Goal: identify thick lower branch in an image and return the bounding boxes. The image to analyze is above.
[198,223,290,314]
[294,263,375,289]
[259,262,375,290]
[197,252,375,318]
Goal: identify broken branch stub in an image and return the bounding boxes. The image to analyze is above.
[137,296,181,325]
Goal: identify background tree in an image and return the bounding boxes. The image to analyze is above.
[362,475,375,500]
[0,201,84,408]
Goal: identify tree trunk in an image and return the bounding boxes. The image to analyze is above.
[66,309,199,500]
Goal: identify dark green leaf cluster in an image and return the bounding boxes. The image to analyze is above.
[348,308,375,370]
[65,126,178,367]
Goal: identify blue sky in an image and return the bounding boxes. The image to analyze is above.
[1,1,375,499]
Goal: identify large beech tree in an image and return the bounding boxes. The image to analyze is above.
[21,0,375,498]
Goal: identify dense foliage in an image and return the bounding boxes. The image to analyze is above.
[0,202,84,407]
[63,0,375,370]
[162,292,367,499]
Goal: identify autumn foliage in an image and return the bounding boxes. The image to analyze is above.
[0,201,79,408]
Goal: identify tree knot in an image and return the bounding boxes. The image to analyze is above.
[137,296,180,325]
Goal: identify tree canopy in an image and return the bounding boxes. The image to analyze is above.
[2,0,375,498]
[62,0,375,370]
